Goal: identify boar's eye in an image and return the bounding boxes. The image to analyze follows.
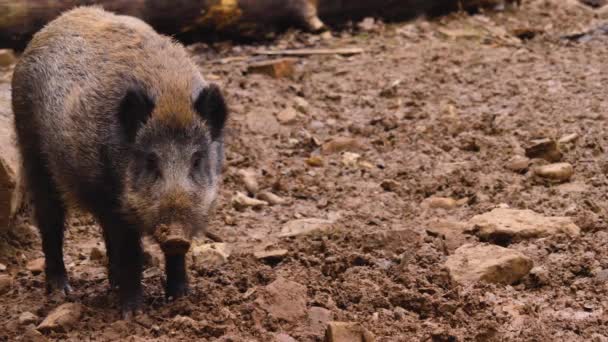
[145,153,160,177]
[191,151,203,170]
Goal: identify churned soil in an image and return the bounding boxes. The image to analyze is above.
[1,0,608,340]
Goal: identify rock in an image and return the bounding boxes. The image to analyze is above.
[380,179,400,192]
[246,111,281,135]
[534,163,574,182]
[425,220,471,252]
[0,49,16,67]
[275,333,298,342]
[357,17,376,31]
[325,322,375,342]
[468,208,580,243]
[341,152,361,167]
[256,277,307,322]
[0,263,6,272]
[19,312,38,325]
[505,156,530,173]
[27,258,45,275]
[277,107,298,124]
[254,249,288,263]
[0,274,13,294]
[525,138,562,162]
[558,133,579,144]
[423,197,465,210]
[293,96,310,114]
[89,247,105,261]
[257,191,286,205]
[247,58,296,78]
[309,306,334,334]
[37,303,84,332]
[322,137,362,155]
[172,315,198,329]
[191,243,231,268]
[306,156,324,167]
[232,192,268,210]
[445,244,533,285]
[24,327,48,342]
[237,169,260,195]
[279,218,334,237]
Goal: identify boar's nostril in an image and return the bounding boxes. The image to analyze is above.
[154,223,191,255]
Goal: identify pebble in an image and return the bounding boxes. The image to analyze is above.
[0,263,6,272]
[468,208,580,243]
[27,258,45,275]
[505,155,530,172]
[232,192,268,210]
[293,96,310,114]
[534,162,574,182]
[0,274,13,294]
[247,58,296,78]
[423,197,465,210]
[0,49,16,67]
[276,107,298,124]
[257,191,286,205]
[279,218,334,237]
[37,303,84,332]
[309,306,334,334]
[254,249,288,262]
[246,111,281,135]
[380,179,400,192]
[324,321,376,342]
[191,243,231,268]
[237,169,260,195]
[341,152,361,167]
[24,326,48,342]
[255,277,307,322]
[525,138,562,162]
[322,137,362,155]
[558,133,579,144]
[445,243,533,285]
[19,312,38,325]
[306,156,324,167]
[89,247,105,261]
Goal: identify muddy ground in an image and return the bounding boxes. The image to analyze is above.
[2,0,608,340]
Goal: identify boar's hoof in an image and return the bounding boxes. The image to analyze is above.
[154,224,191,255]
[45,273,72,295]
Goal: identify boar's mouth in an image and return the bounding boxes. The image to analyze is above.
[153,223,192,255]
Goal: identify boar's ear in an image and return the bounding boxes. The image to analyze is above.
[194,83,228,140]
[118,89,155,142]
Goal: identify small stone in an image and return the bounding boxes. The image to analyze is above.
[256,277,307,322]
[380,179,400,192]
[425,219,471,252]
[37,303,84,332]
[23,326,48,342]
[320,31,333,40]
[525,138,562,162]
[237,169,260,195]
[89,247,105,261]
[275,333,298,342]
[309,306,334,334]
[358,17,376,31]
[0,263,6,272]
[172,315,198,329]
[293,96,310,114]
[254,249,288,262]
[277,107,298,124]
[322,137,362,155]
[246,111,281,135]
[341,152,361,167]
[19,312,39,325]
[0,274,13,294]
[247,58,296,78]
[0,49,16,67]
[468,208,580,243]
[529,266,550,286]
[257,191,286,205]
[558,133,579,144]
[445,244,533,285]
[232,192,268,210]
[505,156,531,173]
[306,156,325,167]
[191,243,230,268]
[27,258,45,275]
[279,218,334,237]
[325,321,375,342]
[423,197,464,210]
[534,162,574,182]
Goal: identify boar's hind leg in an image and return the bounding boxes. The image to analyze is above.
[165,254,189,299]
[21,144,70,294]
[99,214,144,317]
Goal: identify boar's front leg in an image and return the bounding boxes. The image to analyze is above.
[165,254,189,299]
[100,214,143,318]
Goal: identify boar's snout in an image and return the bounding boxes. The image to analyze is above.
[153,223,192,255]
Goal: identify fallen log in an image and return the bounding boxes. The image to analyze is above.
[0,0,520,50]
